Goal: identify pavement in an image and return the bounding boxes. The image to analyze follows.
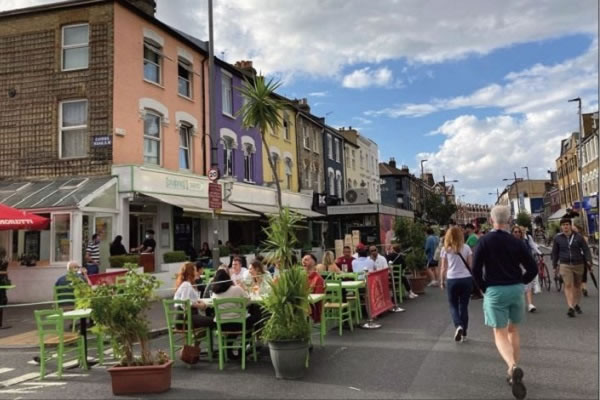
[0,254,597,400]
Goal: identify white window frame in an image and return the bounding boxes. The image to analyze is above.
[313,130,319,153]
[328,169,335,196]
[51,212,72,264]
[59,99,88,160]
[283,117,290,141]
[284,157,293,189]
[143,40,163,85]
[178,124,192,171]
[61,23,89,71]
[143,110,162,165]
[335,138,341,163]
[243,142,255,183]
[223,137,235,177]
[303,126,311,150]
[178,58,193,99]
[221,70,234,117]
[327,134,333,160]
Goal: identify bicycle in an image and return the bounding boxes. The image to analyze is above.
[536,254,552,291]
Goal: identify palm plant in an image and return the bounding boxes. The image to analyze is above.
[261,207,303,270]
[237,76,285,209]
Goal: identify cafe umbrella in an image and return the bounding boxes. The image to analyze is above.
[0,203,49,230]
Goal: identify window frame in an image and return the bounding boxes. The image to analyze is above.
[283,117,290,141]
[59,99,88,160]
[335,138,341,163]
[284,157,293,189]
[177,58,193,99]
[327,134,333,160]
[243,144,255,183]
[143,110,162,166]
[61,23,89,72]
[221,70,234,117]
[223,137,235,177]
[143,39,163,85]
[303,126,311,150]
[178,123,192,171]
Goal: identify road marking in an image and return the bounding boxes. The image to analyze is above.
[45,373,88,378]
[0,372,39,388]
[0,388,37,394]
[23,382,67,386]
[0,368,14,375]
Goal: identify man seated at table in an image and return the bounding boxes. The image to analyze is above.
[229,257,249,286]
[302,254,324,323]
[55,261,91,305]
[335,246,355,272]
[352,244,376,280]
[369,245,389,270]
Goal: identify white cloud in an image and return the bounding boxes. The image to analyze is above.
[341,67,393,89]
[308,91,328,97]
[352,116,372,125]
[367,40,598,118]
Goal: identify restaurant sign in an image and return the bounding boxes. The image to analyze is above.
[209,183,222,210]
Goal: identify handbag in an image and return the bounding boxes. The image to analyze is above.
[455,251,484,299]
[180,344,201,365]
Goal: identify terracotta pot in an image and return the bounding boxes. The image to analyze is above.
[409,276,427,294]
[108,360,173,395]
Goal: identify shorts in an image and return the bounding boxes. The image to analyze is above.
[427,260,438,268]
[483,284,525,328]
[559,264,584,286]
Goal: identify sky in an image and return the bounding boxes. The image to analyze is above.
[2,0,598,204]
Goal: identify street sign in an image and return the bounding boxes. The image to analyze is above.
[92,135,112,147]
[208,168,220,182]
[209,182,222,210]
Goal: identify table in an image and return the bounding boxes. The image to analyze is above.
[201,293,325,307]
[50,308,92,365]
[326,281,365,289]
[0,284,15,329]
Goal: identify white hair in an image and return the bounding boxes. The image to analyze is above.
[490,205,511,225]
[67,261,80,271]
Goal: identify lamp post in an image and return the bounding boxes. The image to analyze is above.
[420,159,427,218]
[522,166,530,180]
[503,173,523,214]
[442,175,458,205]
[569,97,588,235]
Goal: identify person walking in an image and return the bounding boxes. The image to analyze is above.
[472,206,537,400]
[551,218,592,317]
[511,226,540,313]
[424,228,440,286]
[109,235,127,256]
[85,233,101,275]
[439,227,473,342]
[465,223,479,248]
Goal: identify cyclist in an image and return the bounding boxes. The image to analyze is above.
[551,218,592,317]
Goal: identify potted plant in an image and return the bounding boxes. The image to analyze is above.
[395,218,428,294]
[19,253,37,267]
[72,264,172,395]
[261,208,311,379]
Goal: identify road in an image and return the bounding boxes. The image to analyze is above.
[0,270,597,399]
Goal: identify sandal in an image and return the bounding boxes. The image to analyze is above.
[509,365,526,400]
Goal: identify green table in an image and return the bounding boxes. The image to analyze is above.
[0,284,16,329]
[49,308,93,363]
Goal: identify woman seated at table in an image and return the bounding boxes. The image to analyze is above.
[245,260,273,296]
[302,254,324,323]
[174,262,214,329]
[211,269,261,332]
[316,251,342,274]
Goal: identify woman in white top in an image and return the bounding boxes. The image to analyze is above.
[211,269,261,332]
[173,262,214,329]
[245,260,273,296]
[439,227,473,342]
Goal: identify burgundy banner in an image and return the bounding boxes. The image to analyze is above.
[366,268,395,318]
[88,270,127,286]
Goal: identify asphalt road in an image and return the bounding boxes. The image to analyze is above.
[1,264,598,399]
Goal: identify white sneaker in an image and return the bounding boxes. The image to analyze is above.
[454,326,464,342]
[427,280,439,287]
[408,291,419,299]
[461,336,467,343]
[528,304,537,313]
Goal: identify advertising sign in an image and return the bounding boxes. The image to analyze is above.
[366,269,394,318]
[209,183,222,210]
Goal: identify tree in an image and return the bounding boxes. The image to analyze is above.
[238,76,285,209]
[515,211,532,229]
[423,193,457,226]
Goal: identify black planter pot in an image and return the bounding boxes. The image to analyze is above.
[268,340,309,380]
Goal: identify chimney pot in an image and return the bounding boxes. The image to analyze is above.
[126,0,157,16]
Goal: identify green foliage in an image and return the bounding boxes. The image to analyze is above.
[547,221,560,237]
[238,245,256,255]
[262,208,303,270]
[395,218,427,275]
[218,246,231,257]
[515,211,532,229]
[109,255,140,269]
[162,251,188,263]
[261,266,311,343]
[424,193,458,226]
[70,264,162,366]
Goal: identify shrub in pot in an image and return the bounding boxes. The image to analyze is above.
[71,264,172,395]
[261,208,311,379]
[395,218,428,294]
[108,255,140,269]
[162,251,188,263]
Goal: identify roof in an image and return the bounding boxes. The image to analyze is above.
[379,162,409,176]
[0,176,115,210]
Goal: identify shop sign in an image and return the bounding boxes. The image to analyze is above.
[209,183,222,209]
[165,177,204,192]
[92,135,112,147]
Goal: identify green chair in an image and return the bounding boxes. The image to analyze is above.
[34,309,86,379]
[323,282,353,336]
[162,299,213,363]
[53,285,76,310]
[204,269,216,281]
[391,264,404,304]
[115,274,127,286]
[213,297,257,370]
[332,273,362,323]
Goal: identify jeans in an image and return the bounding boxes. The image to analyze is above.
[446,277,473,335]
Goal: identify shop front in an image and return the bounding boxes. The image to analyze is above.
[0,176,119,302]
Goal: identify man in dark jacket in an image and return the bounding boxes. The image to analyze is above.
[551,217,592,317]
[472,206,537,400]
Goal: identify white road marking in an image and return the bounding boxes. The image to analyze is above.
[0,388,36,394]
[0,372,40,387]
[0,368,14,375]
[23,382,67,386]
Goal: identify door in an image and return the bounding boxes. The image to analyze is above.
[94,215,113,273]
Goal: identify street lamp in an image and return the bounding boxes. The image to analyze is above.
[442,175,458,205]
[568,97,588,235]
[502,172,523,214]
[522,166,530,180]
[420,159,428,218]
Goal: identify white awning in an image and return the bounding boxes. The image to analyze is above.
[548,208,568,221]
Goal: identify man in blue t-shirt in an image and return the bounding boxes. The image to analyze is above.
[424,228,440,286]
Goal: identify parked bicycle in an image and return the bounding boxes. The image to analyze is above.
[535,254,552,291]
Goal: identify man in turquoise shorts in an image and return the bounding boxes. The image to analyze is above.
[472,205,537,400]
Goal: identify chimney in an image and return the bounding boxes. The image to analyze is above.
[294,98,310,113]
[126,0,157,16]
[389,157,396,169]
[234,60,256,76]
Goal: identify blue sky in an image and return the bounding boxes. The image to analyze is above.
[3,0,597,203]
